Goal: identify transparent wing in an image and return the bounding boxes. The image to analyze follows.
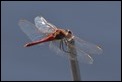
[49,39,93,64]
[74,36,103,55]
[19,19,44,41]
[67,40,93,64]
[49,40,68,58]
[34,16,57,35]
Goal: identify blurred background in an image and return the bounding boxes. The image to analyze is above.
[1,1,121,81]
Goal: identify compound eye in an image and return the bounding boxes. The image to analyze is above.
[68,30,72,34]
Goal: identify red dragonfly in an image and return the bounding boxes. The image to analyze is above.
[19,16,102,64]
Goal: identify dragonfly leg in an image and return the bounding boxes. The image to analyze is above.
[62,39,71,53]
[59,40,62,50]
[59,40,66,53]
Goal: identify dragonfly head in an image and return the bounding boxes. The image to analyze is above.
[64,29,74,41]
[65,29,72,35]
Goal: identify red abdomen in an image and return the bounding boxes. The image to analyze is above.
[24,34,55,47]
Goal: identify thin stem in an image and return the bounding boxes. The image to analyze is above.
[67,39,81,81]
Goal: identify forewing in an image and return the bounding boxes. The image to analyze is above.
[74,36,103,55]
[34,16,57,35]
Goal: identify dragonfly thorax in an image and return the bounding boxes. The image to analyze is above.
[54,29,73,40]
[54,30,66,39]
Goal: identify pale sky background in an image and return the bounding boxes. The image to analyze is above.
[1,1,121,81]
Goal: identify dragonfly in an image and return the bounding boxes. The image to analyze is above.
[19,16,102,64]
